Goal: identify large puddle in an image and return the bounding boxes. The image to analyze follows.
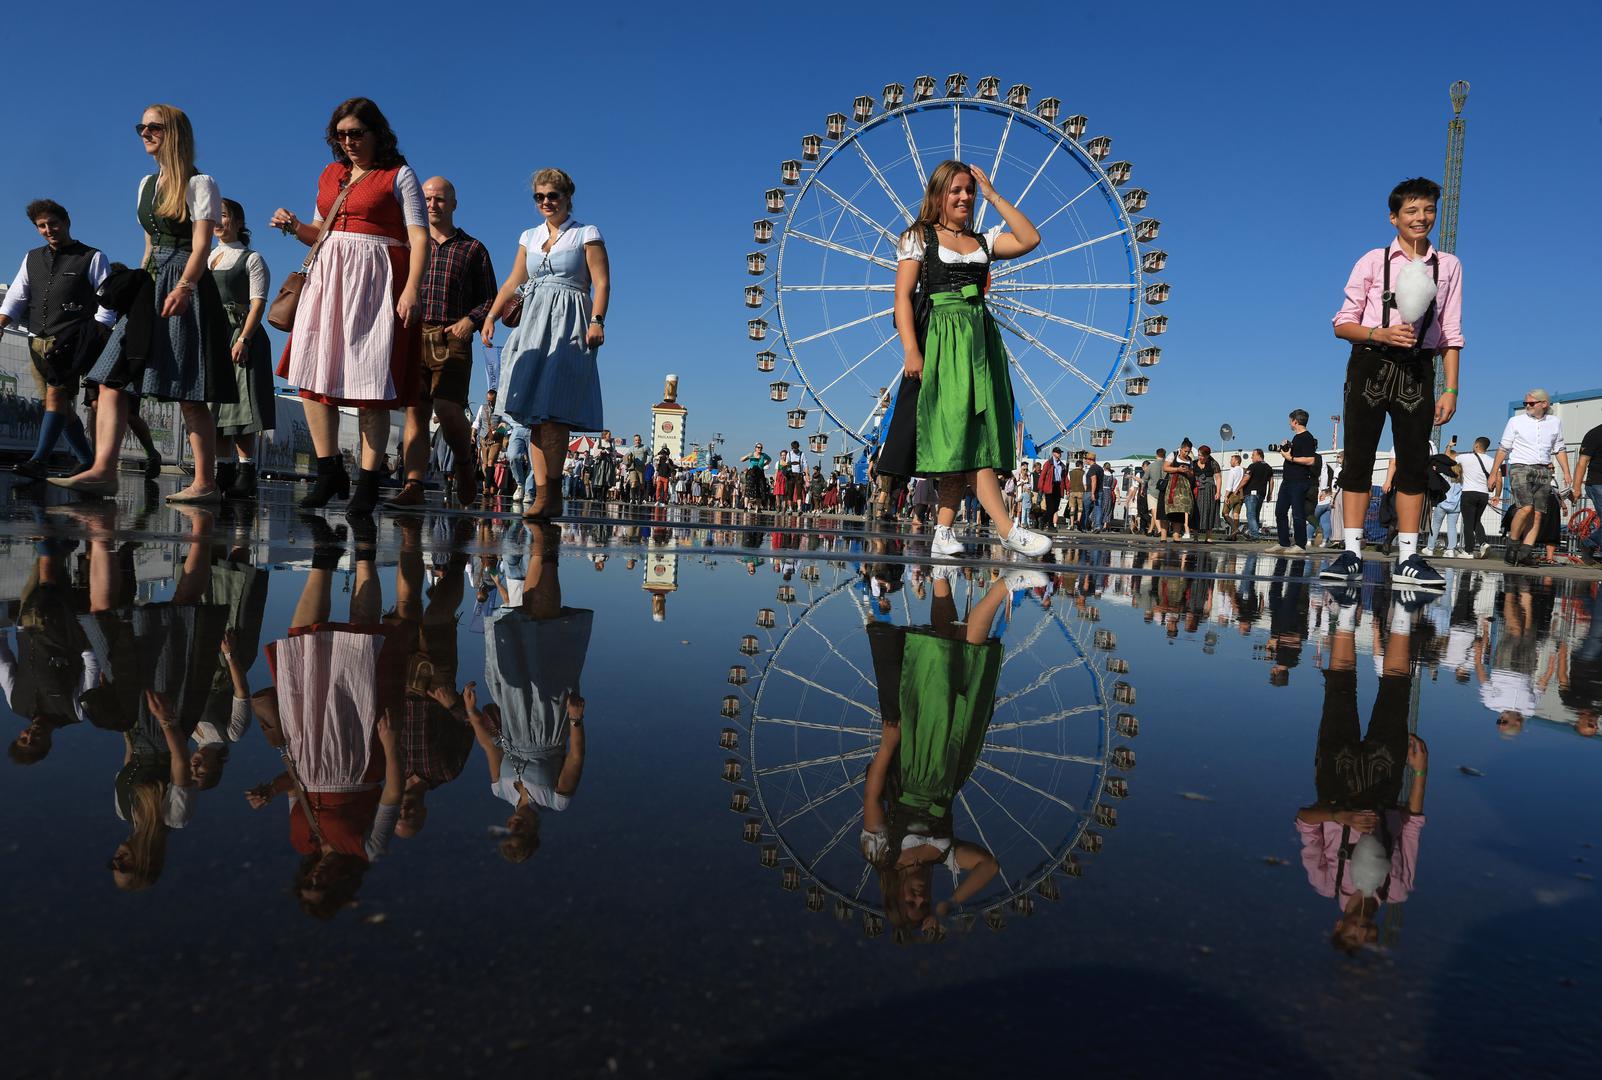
[2,491,1598,1076]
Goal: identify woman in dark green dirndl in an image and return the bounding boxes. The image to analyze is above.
[208,199,276,500]
[888,161,1051,562]
[860,572,1013,937]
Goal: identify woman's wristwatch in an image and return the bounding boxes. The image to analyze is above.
[589,315,605,326]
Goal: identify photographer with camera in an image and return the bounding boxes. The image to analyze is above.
[1267,410,1319,554]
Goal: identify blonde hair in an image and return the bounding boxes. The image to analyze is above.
[901,160,975,245]
[144,103,198,222]
[118,780,169,891]
[530,168,576,201]
[1527,388,1550,403]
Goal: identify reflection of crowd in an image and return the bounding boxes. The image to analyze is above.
[0,390,45,443]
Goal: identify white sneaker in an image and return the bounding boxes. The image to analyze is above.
[1181,532,1194,541]
[1262,543,1287,555]
[1475,544,1490,560]
[1001,524,1051,558]
[1289,545,1309,555]
[931,562,962,585]
[1003,568,1050,591]
[932,525,965,557]
[1444,548,1466,560]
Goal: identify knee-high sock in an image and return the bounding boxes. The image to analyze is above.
[30,410,67,461]
[61,413,93,465]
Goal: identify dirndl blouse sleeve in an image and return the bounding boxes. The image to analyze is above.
[393,166,426,229]
[188,175,222,223]
[579,223,604,246]
[244,251,270,300]
[896,229,925,263]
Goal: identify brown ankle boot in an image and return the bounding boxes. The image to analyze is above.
[524,426,569,519]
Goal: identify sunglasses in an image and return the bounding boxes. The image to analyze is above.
[334,128,370,142]
[134,122,166,136]
[1524,400,1544,406]
[533,192,564,203]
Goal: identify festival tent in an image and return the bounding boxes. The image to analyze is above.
[569,435,599,454]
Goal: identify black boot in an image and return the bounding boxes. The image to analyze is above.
[299,512,348,571]
[225,461,258,500]
[216,462,238,492]
[345,468,383,515]
[299,456,350,509]
[348,512,379,564]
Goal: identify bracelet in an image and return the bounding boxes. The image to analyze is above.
[174,279,194,292]
[1367,327,1376,342]
[1443,388,1458,395]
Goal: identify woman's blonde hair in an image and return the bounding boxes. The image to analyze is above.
[530,168,576,201]
[144,103,197,222]
[118,780,169,891]
[901,160,975,245]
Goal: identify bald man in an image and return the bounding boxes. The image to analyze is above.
[387,176,496,508]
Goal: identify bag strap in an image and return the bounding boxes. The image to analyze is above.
[298,172,370,274]
[1380,245,1440,337]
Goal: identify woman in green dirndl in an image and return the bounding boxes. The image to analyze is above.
[860,572,1017,937]
[889,161,1051,561]
[208,199,276,499]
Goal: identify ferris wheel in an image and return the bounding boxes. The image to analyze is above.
[718,562,1139,938]
[745,74,1167,463]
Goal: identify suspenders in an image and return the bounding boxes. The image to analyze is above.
[1379,247,1439,337]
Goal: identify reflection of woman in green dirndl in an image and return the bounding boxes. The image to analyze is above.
[883,161,1051,561]
[861,573,1012,938]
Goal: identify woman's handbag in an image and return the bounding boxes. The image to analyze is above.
[501,283,526,328]
[266,174,369,332]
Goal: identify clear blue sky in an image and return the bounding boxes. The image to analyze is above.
[4,0,1599,460]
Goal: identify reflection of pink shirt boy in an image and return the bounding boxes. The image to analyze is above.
[1296,810,1425,905]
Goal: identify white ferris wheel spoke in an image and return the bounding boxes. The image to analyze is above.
[781,284,894,292]
[811,334,899,399]
[991,308,1104,393]
[952,101,961,164]
[963,775,1061,861]
[1009,139,1058,214]
[993,228,1126,280]
[955,790,1015,891]
[973,113,1015,234]
[800,617,878,690]
[789,307,894,347]
[990,282,1135,293]
[899,112,928,189]
[812,178,901,247]
[851,139,916,226]
[974,759,1088,814]
[1031,179,1102,233]
[987,703,1102,732]
[753,715,880,736]
[981,742,1105,767]
[992,296,1130,347]
[767,664,879,715]
[994,663,1091,707]
[774,770,868,827]
[788,228,898,271]
[808,808,869,867]
[755,744,876,778]
[997,337,1073,441]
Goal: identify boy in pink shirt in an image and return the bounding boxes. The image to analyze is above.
[1322,178,1464,592]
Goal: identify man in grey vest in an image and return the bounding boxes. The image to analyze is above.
[0,199,112,478]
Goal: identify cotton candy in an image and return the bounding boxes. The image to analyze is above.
[1349,832,1390,893]
[1394,258,1435,324]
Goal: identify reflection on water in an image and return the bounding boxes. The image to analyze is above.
[1,492,1599,1073]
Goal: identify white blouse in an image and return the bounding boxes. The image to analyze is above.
[896,224,1006,264]
[209,242,270,300]
[517,219,604,254]
[137,173,222,225]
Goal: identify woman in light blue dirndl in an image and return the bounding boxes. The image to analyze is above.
[483,168,611,521]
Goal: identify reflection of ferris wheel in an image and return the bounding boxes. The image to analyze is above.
[745,74,1168,461]
[719,564,1139,937]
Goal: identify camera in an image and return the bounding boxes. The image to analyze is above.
[1274,440,1293,454]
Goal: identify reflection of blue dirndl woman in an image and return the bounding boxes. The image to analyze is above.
[483,168,612,521]
[887,161,1051,562]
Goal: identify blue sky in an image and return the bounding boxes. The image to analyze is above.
[4,0,1599,461]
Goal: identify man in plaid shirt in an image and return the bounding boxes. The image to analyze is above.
[388,176,497,508]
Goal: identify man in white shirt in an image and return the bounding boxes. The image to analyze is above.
[1457,436,1496,559]
[1489,389,1572,566]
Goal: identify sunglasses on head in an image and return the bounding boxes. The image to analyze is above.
[134,122,166,136]
[533,192,564,204]
[334,128,370,142]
